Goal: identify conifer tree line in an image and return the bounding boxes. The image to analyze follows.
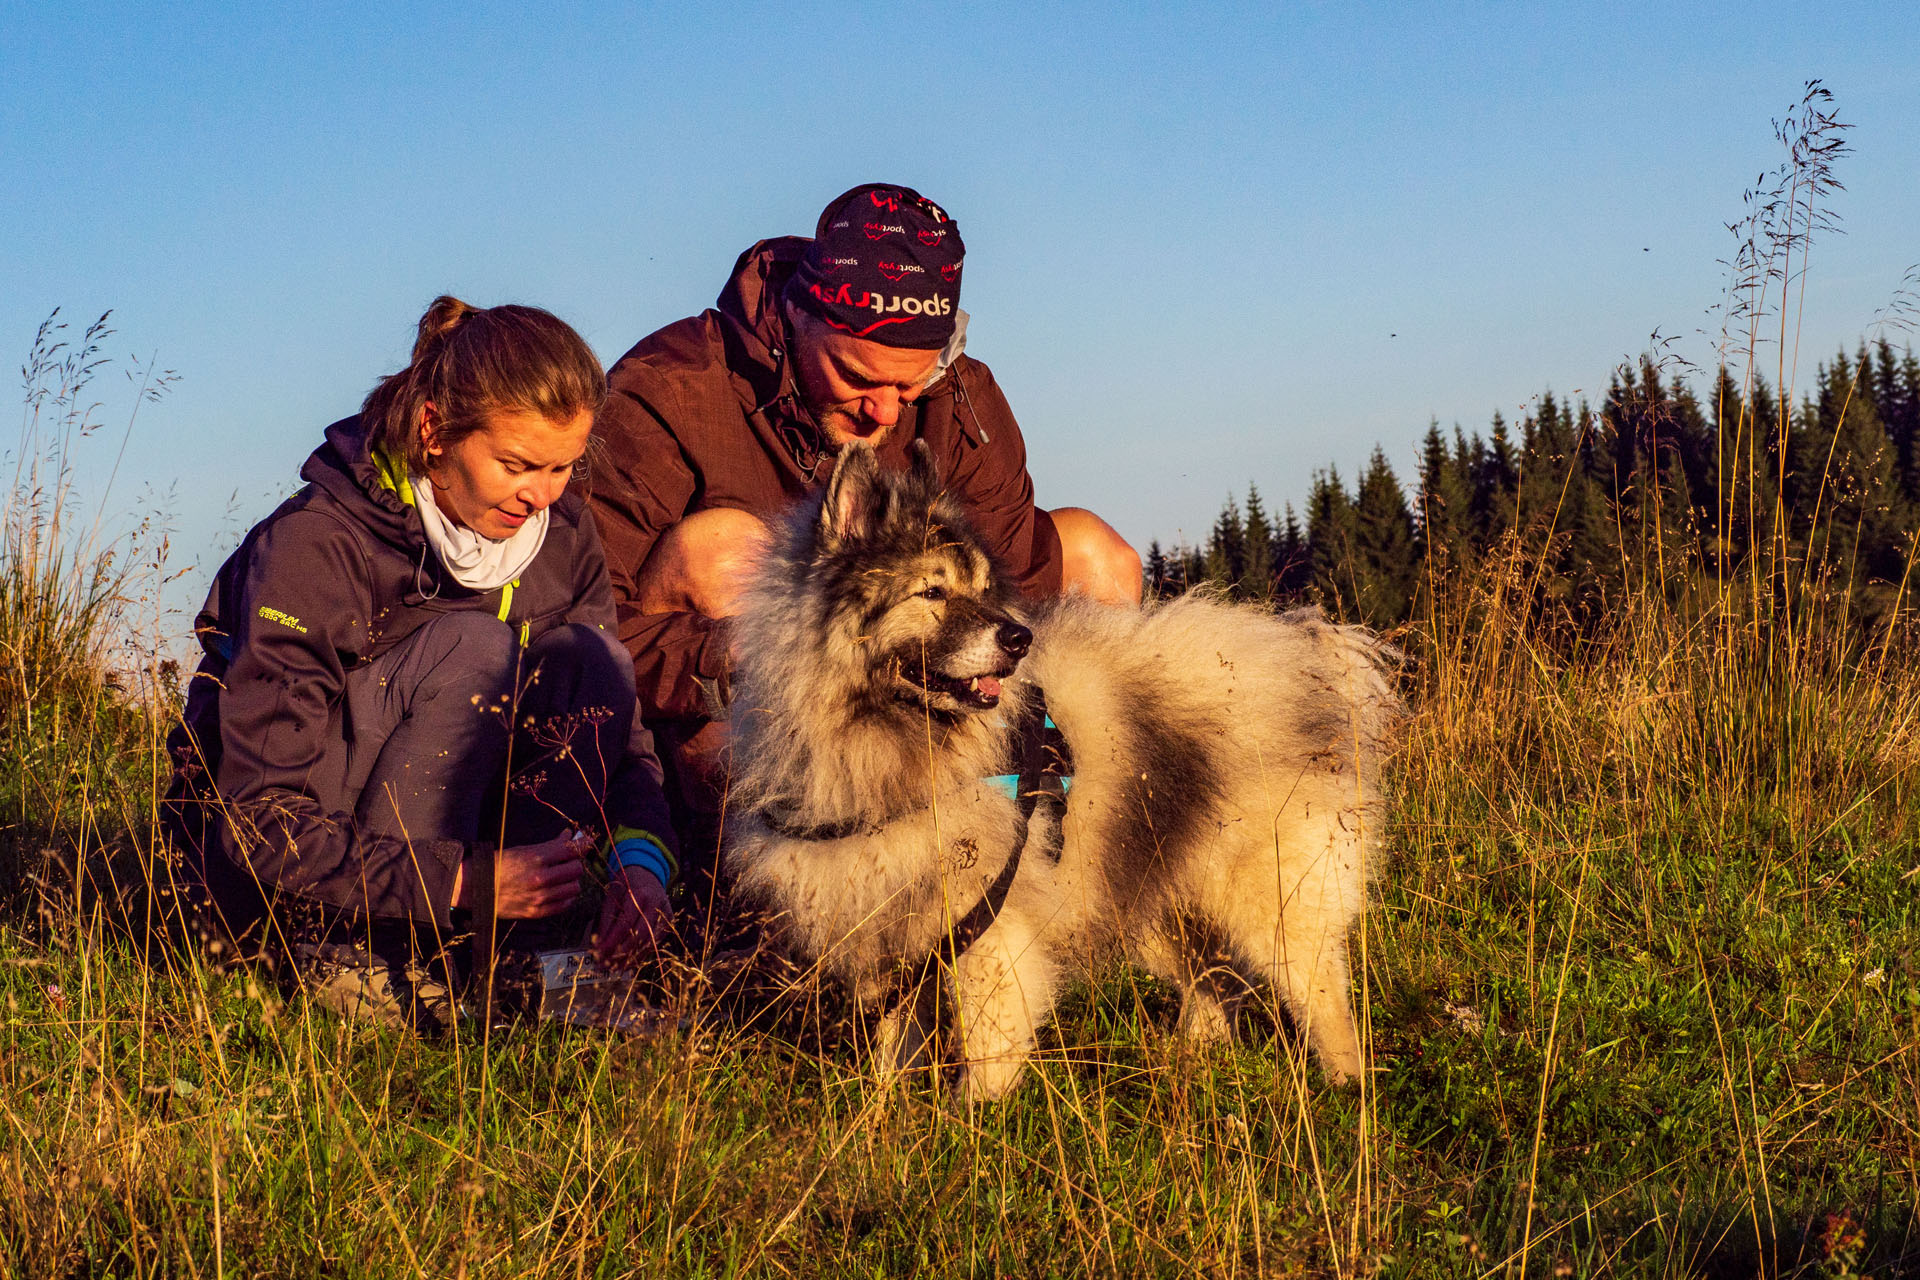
[1146,338,1920,628]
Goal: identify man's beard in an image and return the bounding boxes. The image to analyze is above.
[809,400,900,449]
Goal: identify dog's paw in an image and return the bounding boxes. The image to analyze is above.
[960,1054,1030,1102]
[1174,990,1237,1044]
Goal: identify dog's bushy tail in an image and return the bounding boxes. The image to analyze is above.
[1277,604,1406,758]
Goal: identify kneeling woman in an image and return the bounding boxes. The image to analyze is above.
[167,297,675,1027]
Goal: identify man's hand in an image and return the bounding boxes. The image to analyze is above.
[594,865,671,965]
[456,830,592,919]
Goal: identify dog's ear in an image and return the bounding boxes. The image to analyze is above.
[906,439,941,497]
[819,444,884,551]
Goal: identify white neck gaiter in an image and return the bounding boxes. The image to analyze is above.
[412,475,549,590]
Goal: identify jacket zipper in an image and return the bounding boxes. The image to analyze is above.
[496,578,529,646]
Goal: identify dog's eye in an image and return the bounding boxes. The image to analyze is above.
[919,584,947,602]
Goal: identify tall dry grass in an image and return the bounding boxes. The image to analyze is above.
[2,310,175,915]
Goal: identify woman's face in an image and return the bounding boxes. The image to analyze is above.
[422,406,593,540]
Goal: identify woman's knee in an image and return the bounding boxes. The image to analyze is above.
[392,612,517,699]
[523,622,637,721]
[415,610,515,659]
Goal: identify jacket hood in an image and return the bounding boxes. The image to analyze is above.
[714,237,804,371]
[302,413,424,555]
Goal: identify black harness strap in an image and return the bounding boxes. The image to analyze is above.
[906,690,1070,995]
[917,776,1065,981]
[759,809,876,842]
[752,691,1072,1010]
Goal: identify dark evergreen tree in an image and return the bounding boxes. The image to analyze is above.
[1352,447,1417,624]
[1275,503,1310,597]
[1241,483,1275,599]
[1181,543,1207,593]
[1205,496,1247,591]
[1709,364,1760,576]
[1415,418,1471,569]
[1560,397,1617,607]
[1306,467,1357,617]
[1145,539,1169,599]
[1803,349,1910,599]
[1471,412,1519,544]
[1596,361,1700,593]
[1871,339,1920,505]
[1511,391,1612,608]
[1141,332,1920,638]
[1517,393,1564,535]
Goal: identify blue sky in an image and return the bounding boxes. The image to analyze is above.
[5,1,1918,627]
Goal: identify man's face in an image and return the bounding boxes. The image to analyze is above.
[788,306,942,447]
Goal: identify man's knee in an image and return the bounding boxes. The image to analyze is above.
[635,507,772,618]
[1048,507,1143,606]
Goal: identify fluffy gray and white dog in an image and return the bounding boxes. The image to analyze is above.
[725,443,1401,1099]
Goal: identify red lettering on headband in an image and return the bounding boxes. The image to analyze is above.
[868,190,901,213]
[822,314,912,339]
[809,282,861,307]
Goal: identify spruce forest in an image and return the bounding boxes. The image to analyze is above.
[1154,340,1920,635]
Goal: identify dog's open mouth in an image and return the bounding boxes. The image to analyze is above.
[902,665,1008,709]
[947,673,1004,708]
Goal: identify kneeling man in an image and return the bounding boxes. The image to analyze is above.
[587,183,1140,881]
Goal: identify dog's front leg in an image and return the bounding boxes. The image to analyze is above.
[870,977,941,1084]
[1259,919,1362,1085]
[950,910,1058,1101]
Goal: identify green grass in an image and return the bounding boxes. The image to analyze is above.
[4,572,1918,1277]
[4,821,1916,1277]
[7,481,1920,1276]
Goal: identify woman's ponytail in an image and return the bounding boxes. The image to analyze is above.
[411,295,480,363]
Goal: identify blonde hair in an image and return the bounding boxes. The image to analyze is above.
[362,296,606,474]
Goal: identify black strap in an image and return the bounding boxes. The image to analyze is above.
[925,784,1060,973]
[757,691,1071,1019]
[470,845,497,1028]
[898,689,1069,997]
[760,807,876,842]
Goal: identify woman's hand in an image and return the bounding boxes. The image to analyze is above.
[456,830,591,919]
[594,865,671,965]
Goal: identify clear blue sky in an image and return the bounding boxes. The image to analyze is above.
[5,1,1918,627]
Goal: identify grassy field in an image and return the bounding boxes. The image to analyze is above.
[5,483,1919,1279]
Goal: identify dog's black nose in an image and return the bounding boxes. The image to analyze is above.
[997,621,1032,658]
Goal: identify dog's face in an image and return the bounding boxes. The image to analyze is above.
[809,442,1031,716]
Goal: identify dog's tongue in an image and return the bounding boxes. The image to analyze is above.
[977,676,1002,700]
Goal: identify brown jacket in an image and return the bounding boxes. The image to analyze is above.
[589,237,1064,722]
